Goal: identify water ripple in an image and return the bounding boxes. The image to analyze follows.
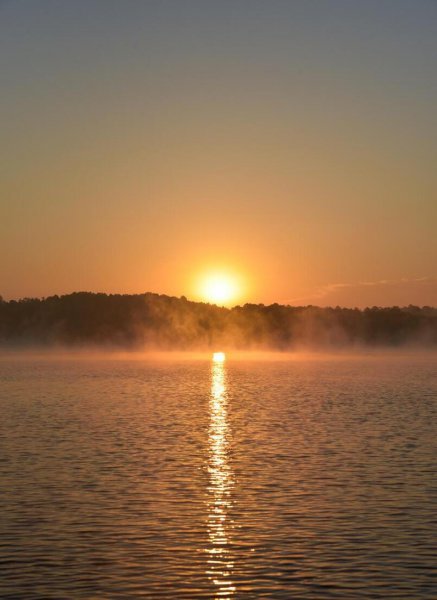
[0,354,436,598]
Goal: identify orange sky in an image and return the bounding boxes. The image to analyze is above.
[1,2,436,307]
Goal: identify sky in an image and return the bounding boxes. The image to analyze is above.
[1,0,436,307]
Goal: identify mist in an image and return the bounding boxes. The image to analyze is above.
[1,292,436,352]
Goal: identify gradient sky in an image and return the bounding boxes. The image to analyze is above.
[1,0,436,307]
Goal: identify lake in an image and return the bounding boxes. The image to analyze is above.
[1,352,436,598]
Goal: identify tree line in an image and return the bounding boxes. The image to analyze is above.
[0,292,436,349]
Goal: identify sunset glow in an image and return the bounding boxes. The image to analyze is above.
[1,2,436,307]
[198,273,241,306]
[2,3,437,599]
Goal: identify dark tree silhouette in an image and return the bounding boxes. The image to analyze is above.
[0,292,436,349]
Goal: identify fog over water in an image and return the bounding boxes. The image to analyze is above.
[1,351,436,598]
[1,293,436,350]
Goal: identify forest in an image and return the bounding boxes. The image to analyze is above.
[0,292,436,349]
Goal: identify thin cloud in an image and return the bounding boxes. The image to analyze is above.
[289,277,437,307]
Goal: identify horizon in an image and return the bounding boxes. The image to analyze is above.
[2,291,436,350]
[1,288,437,311]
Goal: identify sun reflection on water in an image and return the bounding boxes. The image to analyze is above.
[206,352,235,597]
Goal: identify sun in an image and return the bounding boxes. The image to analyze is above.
[198,272,240,306]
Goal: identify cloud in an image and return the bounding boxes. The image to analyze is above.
[289,277,437,308]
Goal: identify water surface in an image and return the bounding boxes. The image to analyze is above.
[1,353,436,598]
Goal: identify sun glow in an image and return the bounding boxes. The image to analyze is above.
[213,351,226,362]
[198,273,241,306]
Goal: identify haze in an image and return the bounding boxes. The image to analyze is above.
[1,1,436,307]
